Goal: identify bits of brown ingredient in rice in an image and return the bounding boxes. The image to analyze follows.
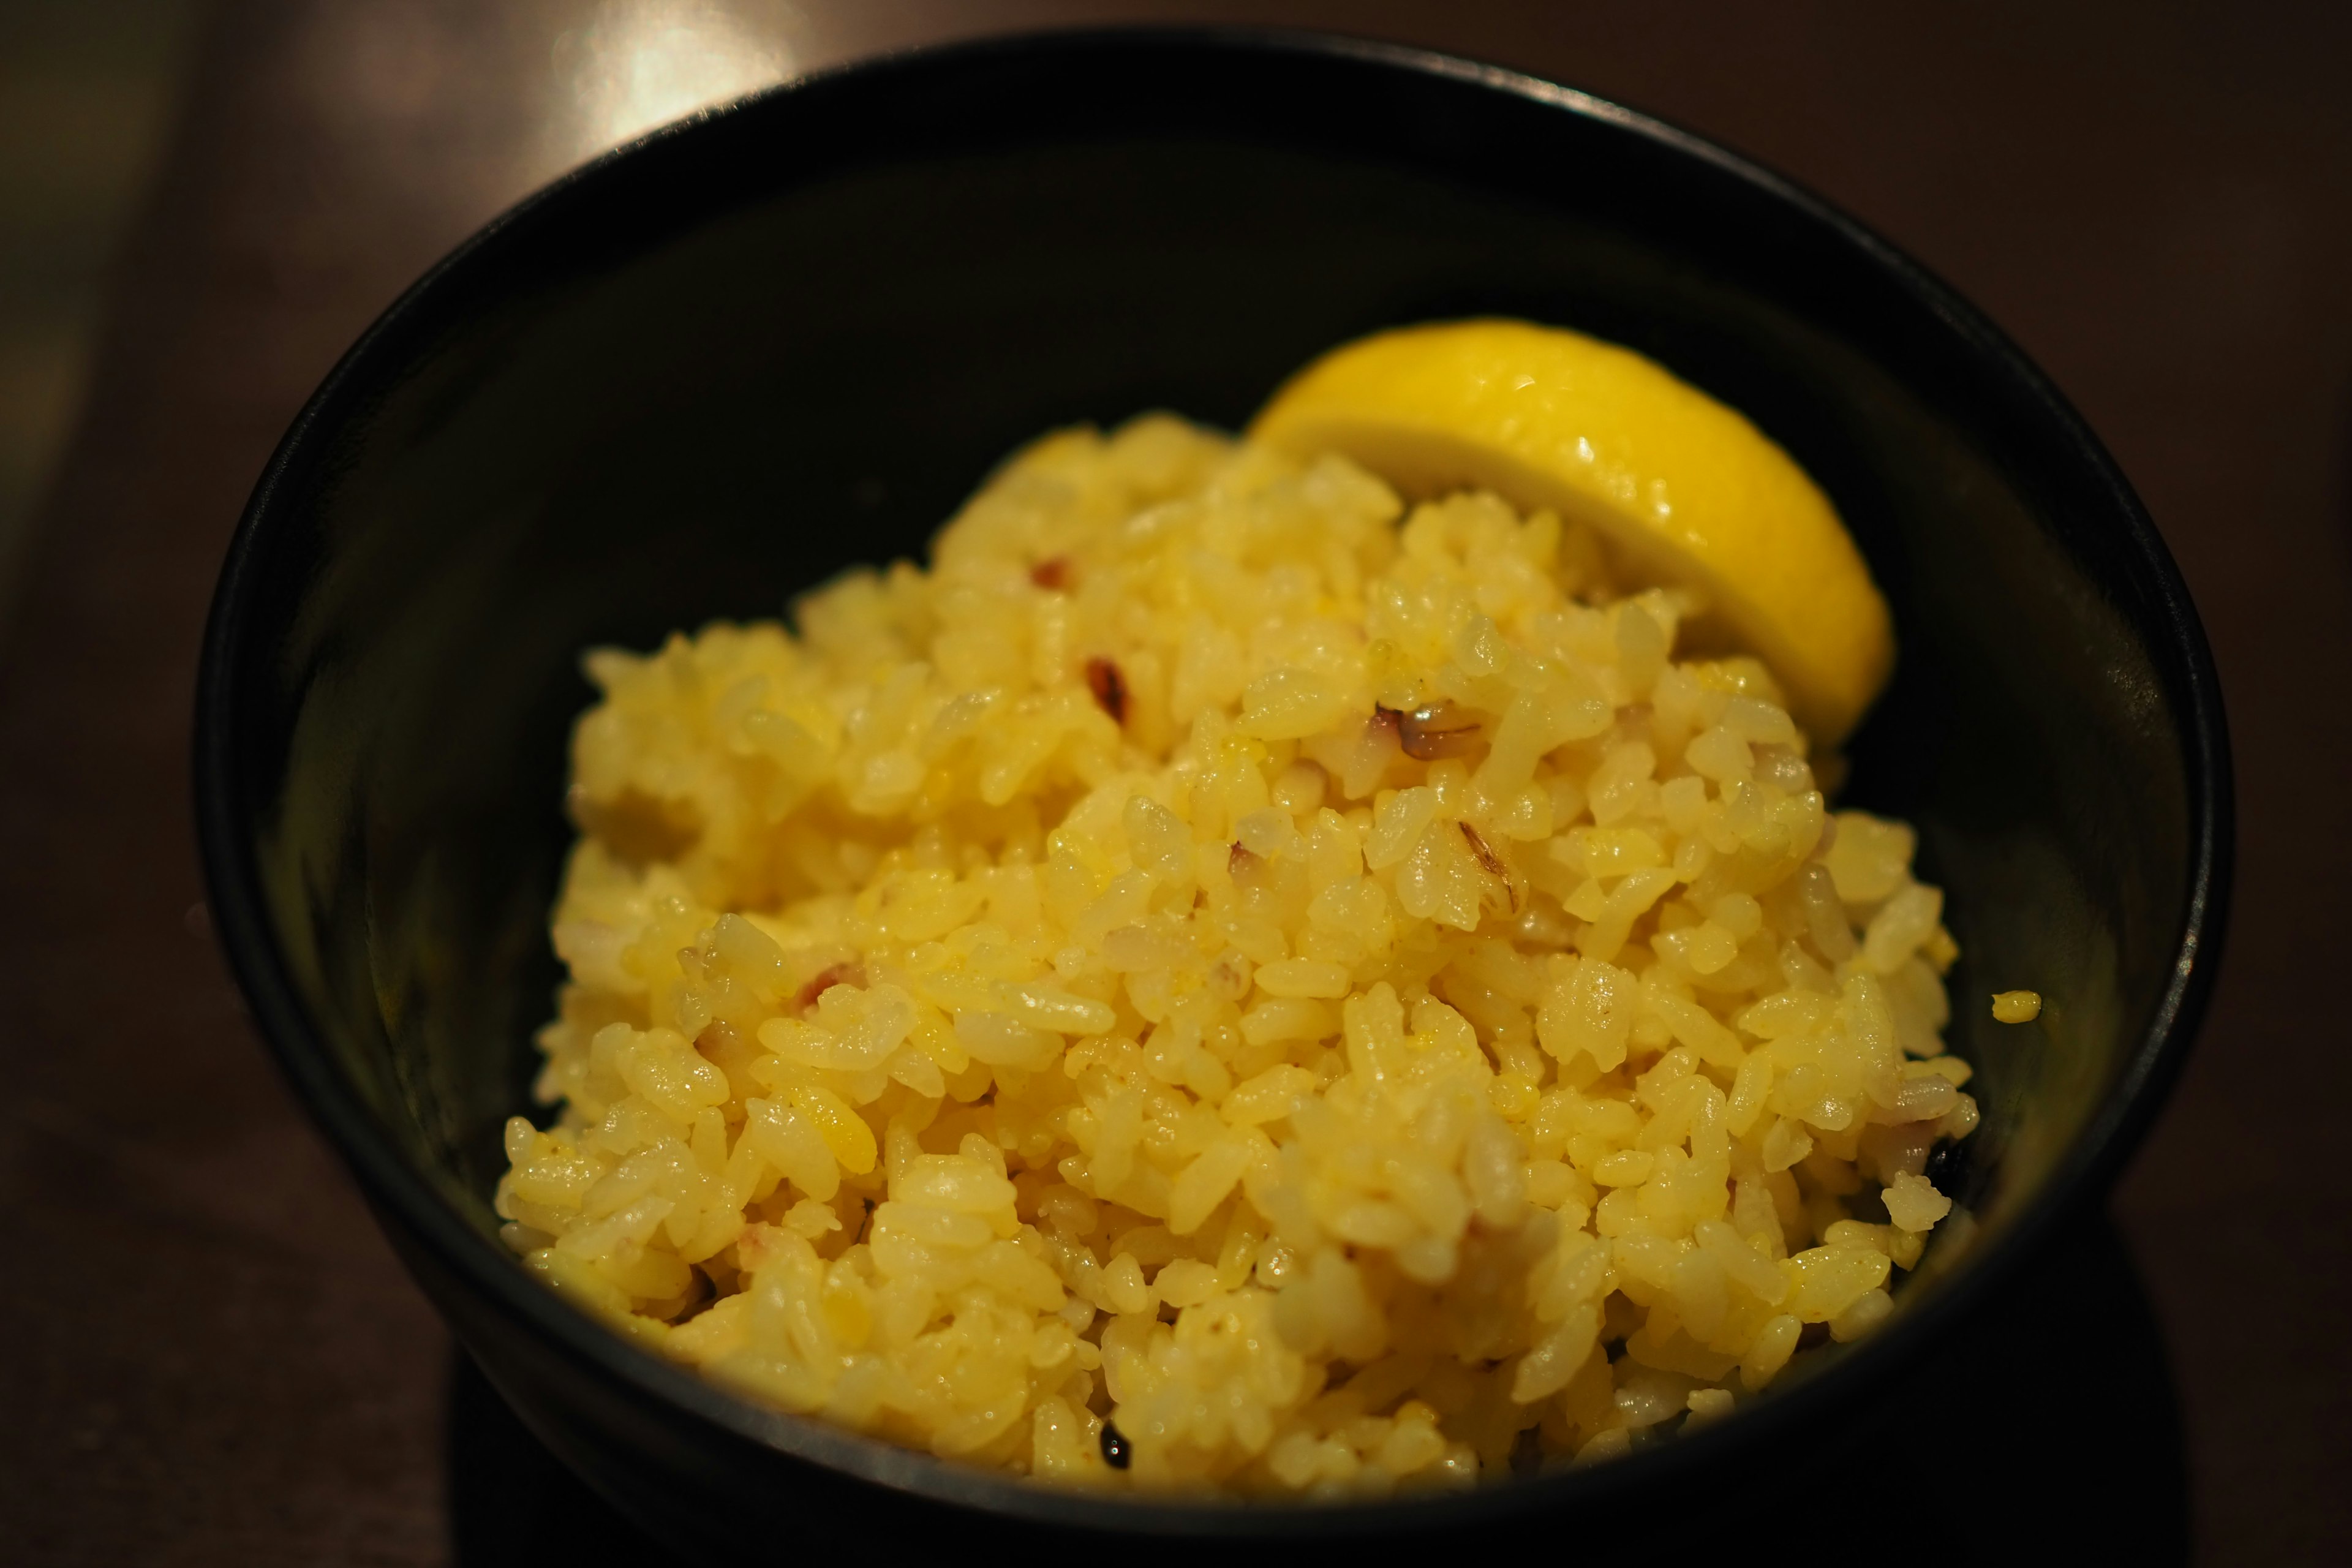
[1459,821,1520,911]
[1085,656,1126,724]
[1459,821,1507,880]
[1030,557,1069,590]
[1393,699,1482,761]
[1207,954,1250,1000]
[794,961,866,1014]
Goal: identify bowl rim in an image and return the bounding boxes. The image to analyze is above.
[193,22,2233,1537]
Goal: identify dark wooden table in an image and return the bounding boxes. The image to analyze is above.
[4,3,2346,1561]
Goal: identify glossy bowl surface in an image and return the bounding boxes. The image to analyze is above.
[195,27,2228,1552]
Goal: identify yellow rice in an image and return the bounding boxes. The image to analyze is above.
[494,413,1976,1494]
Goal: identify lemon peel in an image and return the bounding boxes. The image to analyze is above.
[1250,318,1893,744]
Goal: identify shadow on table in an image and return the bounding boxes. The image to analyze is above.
[447,1207,2188,1564]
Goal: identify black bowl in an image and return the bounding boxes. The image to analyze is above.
[194,27,2230,1555]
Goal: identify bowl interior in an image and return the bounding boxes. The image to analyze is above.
[204,32,2211,1523]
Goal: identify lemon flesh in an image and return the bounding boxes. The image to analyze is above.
[1249,318,1893,745]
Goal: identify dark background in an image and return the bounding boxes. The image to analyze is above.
[1,3,2345,1562]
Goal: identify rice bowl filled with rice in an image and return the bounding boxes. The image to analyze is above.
[492,322,1983,1496]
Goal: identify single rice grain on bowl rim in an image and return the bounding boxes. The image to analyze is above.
[492,321,2022,1496]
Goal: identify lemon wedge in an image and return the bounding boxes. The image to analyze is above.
[1250,318,1893,745]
